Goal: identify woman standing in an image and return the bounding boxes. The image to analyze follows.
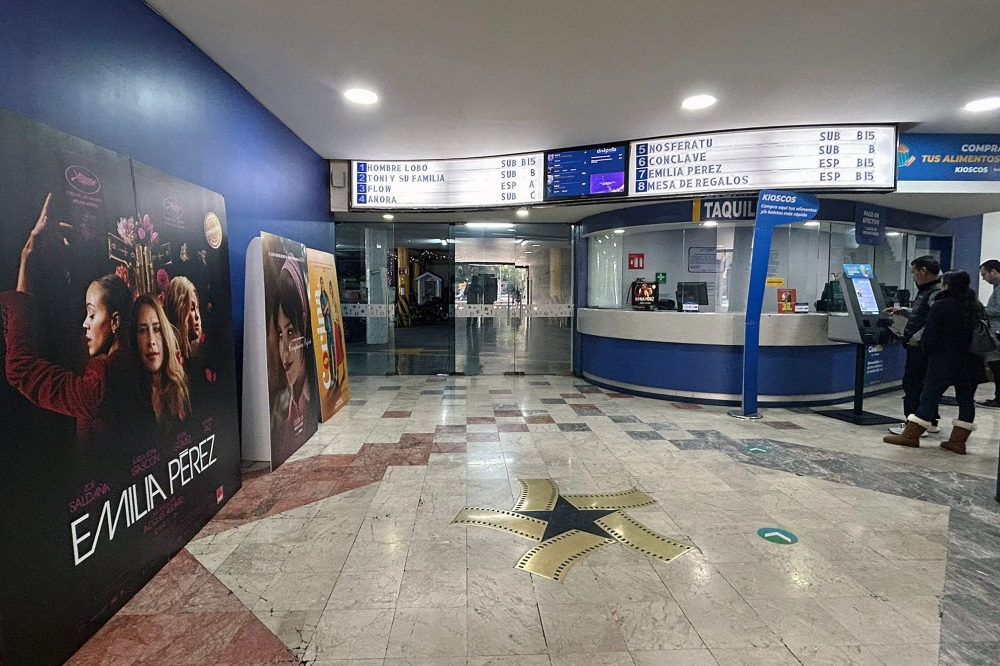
[884,270,985,453]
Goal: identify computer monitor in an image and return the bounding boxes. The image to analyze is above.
[818,280,846,312]
[676,282,709,307]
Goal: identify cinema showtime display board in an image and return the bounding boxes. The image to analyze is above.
[629,126,897,198]
[351,153,543,209]
[0,109,241,666]
[348,125,897,211]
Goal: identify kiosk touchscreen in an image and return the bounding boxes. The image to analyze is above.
[819,263,898,426]
[827,264,894,345]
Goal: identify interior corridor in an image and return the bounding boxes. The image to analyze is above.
[68,376,1000,666]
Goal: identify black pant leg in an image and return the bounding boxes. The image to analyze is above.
[989,360,1000,401]
[902,347,930,418]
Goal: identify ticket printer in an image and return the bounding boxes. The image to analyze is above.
[827,264,895,345]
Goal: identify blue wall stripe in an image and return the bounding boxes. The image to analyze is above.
[580,334,905,398]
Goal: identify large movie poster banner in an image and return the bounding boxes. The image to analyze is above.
[306,248,350,420]
[0,109,241,666]
[261,232,320,468]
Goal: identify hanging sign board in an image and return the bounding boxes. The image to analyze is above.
[630,126,896,198]
[351,153,542,209]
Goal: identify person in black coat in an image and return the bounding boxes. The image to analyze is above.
[885,270,985,453]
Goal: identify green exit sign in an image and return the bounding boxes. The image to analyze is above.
[655,273,667,284]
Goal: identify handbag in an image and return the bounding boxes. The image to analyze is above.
[969,319,1000,356]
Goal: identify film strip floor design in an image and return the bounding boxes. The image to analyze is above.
[452,478,693,580]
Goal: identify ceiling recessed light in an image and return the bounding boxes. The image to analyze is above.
[520,239,530,246]
[516,208,529,218]
[963,97,1000,113]
[466,222,514,229]
[804,221,820,227]
[532,244,540,247]
[382,213,394,220]
[524,251,532,254]
[886,231,902,237]
[344,88,378,105]
[682,94,717,110]
[703,220,718,227]
[613,229,625,234]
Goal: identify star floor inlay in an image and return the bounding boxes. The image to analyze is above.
[452,478,693,580]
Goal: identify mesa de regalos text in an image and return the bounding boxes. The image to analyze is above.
[70,434,219,566]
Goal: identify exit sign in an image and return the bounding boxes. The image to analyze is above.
[628,253,645,270]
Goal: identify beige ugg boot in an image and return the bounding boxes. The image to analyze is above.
[940,419,975,455]
[884,415,930,447]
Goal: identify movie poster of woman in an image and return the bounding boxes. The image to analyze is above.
[0,109,241,666]
[260,232,320,468]
[306,248,350,421]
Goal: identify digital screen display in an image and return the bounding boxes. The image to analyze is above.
[546,144,627,200]
[843,263,873,279]
[852,277,881,315]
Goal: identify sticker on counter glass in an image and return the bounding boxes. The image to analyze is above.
[757,527,798,545]
[765,277,785,287]
[630,126,896,198]
[351,153,542,209]
[682,302,700,312]
[794,302,810,313]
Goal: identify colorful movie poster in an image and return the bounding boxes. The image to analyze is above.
[777,288,797,313]
[306,248,350,421]
[0,109,241,666]
[261,232,320,468]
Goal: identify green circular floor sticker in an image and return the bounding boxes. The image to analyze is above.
[757,527,797,545]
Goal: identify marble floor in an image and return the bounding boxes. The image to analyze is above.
[67,376,1000,666]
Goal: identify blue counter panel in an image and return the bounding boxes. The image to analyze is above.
[580,334,904,399]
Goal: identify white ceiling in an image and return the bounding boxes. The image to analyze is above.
[148,0,1000,163]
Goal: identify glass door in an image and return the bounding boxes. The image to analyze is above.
[453,222,572,375]
[454,223,518,375]
[336,222,455,376]
[513,224,573,375]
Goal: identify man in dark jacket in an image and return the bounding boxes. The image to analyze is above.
[885,255,941,436]
[977,259,1000,407]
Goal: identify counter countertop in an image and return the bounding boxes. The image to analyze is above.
[578,308,841,347]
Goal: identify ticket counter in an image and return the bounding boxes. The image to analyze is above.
[574,198,954,406]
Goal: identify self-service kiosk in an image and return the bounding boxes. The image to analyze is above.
[818,264,898,425]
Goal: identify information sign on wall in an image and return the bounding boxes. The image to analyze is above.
[630,126,896,198]
[896,134,1000,182]
[855,202,886,246]
[351,153,542,209]
[688,247,722,273]
[628,253,645,270]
